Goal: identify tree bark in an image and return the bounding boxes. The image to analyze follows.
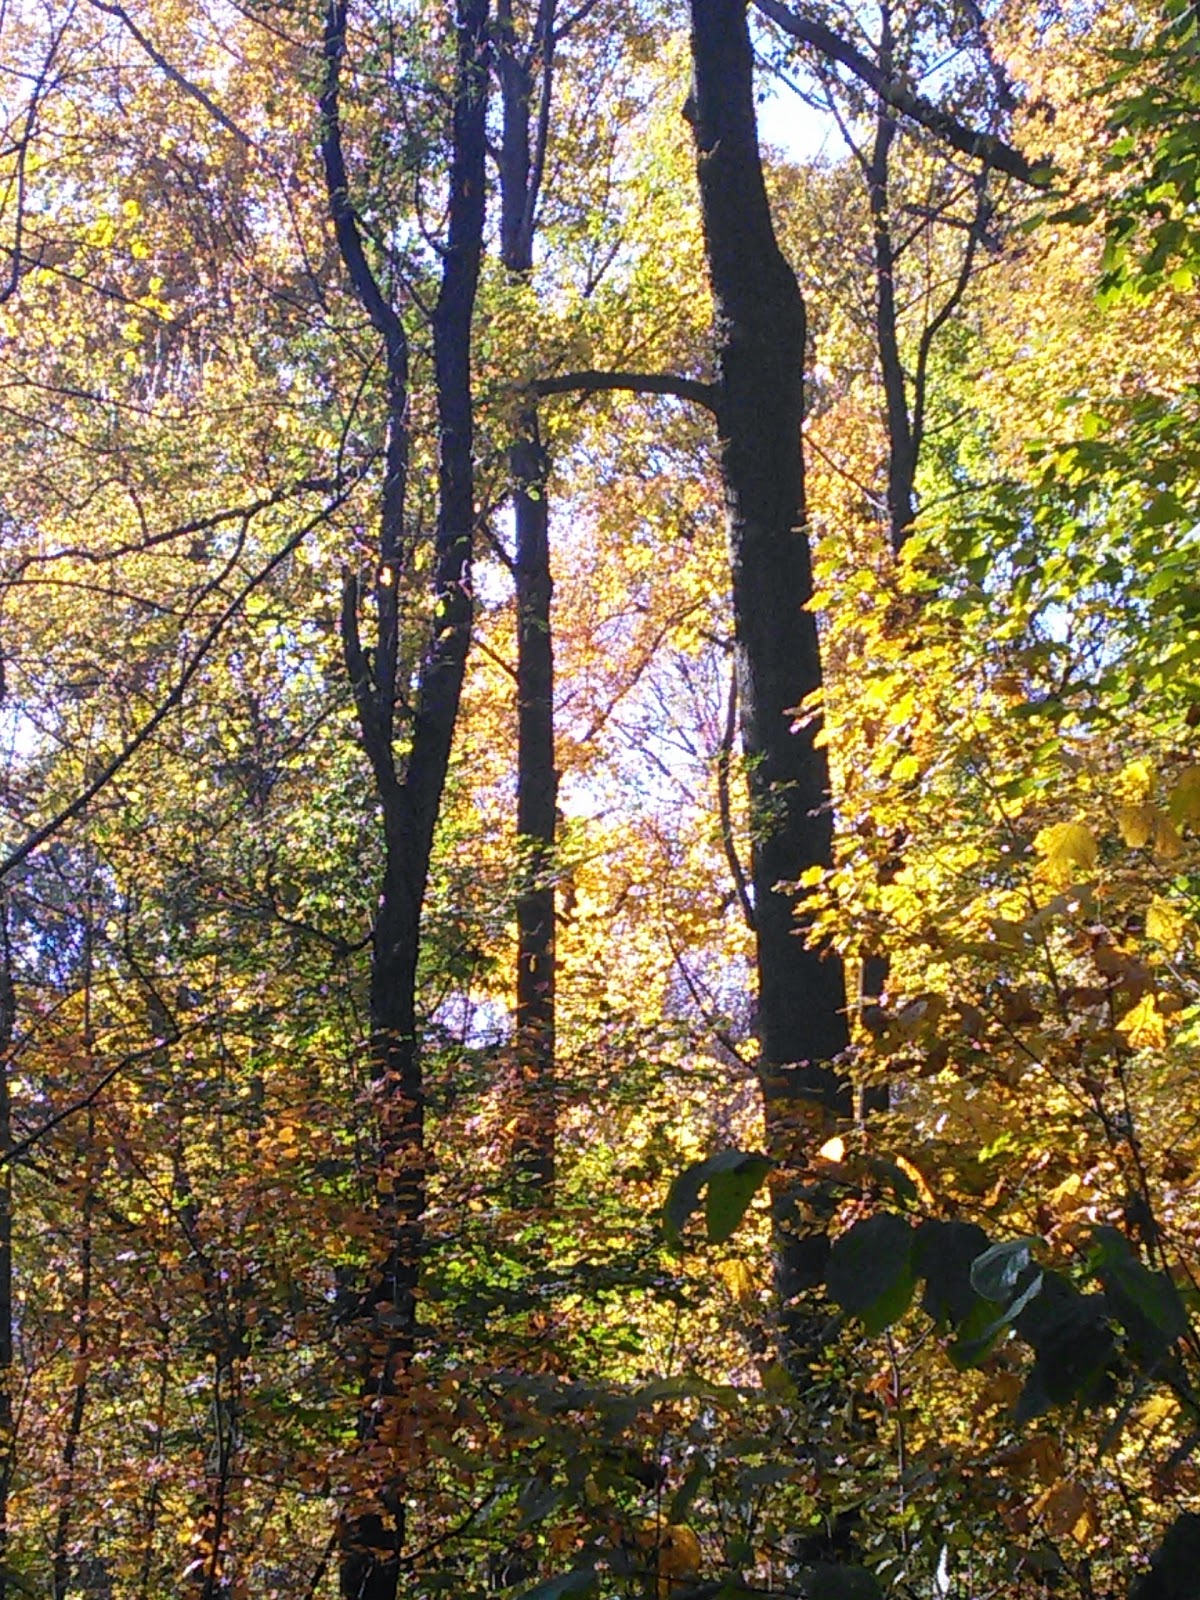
[686,0,850,1327]
[322,1,489,1593]
[498,0,558,1199]
[0,908,13,1600]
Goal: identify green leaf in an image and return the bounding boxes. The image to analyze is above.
[1015,1277,1116,1417]
[948,1294,1009,1370]
[515,1568,598,1600]
[706,1154,772,1244]
[1089,1226,1188,1360]
[1131,1511,1200,1600]
[663,1150,772,1247]
[827,1213,915,1333]
[663,1163,707,1246]
[801,1563,883,1600]
[970,1238,1039,1302]
[914,1219,990,1327]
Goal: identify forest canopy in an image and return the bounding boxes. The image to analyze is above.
[1,0,1200,1595]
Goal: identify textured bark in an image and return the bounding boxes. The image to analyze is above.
[322,1,489,1593]
[0,911,13,1600]
[498,0,558,1198]
[687,0,851,1324]
[512,412,557,1193]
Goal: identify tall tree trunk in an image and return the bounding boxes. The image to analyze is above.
[512,409,556,1195]
[0,906,13,1600]
[498,0,558,1200]
[687,0,850,1331]
[322,1,489,1593]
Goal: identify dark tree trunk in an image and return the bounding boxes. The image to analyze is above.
[322,1,489,1594]
[687,0,850,1324]
[0,910,13,1600]
[512,411,556,1194]
[498,0,558,1199]
[868,84,917,554]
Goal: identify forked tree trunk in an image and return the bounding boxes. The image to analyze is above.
[321,1,489,1594]
[687,0,850,1337]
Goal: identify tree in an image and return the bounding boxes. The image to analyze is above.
[317,0,490,1590]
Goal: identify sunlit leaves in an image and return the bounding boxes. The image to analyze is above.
[1034,821,1098,887]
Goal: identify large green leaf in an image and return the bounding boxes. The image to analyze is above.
[1089,1226,1188,1362]
[515,1567,598,1600]
[914,1219,990,1328]
[1130,1511,1200,1600]
[801,1563,883,1600]
[663,1150,772,1247]
[706,1154,772,1244]
[970,1238,1038,1302]
[826,1213,915,1333]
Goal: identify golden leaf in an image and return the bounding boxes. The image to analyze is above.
[658,1525,702,1577]
[1034,1480,1098,1543]
[1169,765,1200,826]
[1146,896,1188,950]
[1153,811,1185,859]
[1117,993,1168,1050]
[1117,760,1154,801]
[1034,821,1097,887]
[1116,804,1155,848]
[717,1259,757,1304]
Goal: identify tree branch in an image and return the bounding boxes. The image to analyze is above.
[754,0,1051,186]
[533,369,720,412]
[85,0,255,148]
[0,496,347,884]
[716,669,755,932]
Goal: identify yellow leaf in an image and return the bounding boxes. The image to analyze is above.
[1116,804,1155,848]
[1034,821,1097,887]
[1034,1480,1097,1543]
[717,1259,757,1304]
[1153,811,1185,859]
[1146,896,1188,950]
[895,1153,936,1206]
[1169,765,1200,826]
[816,1135,846,1163]
[1117,760,1154,802]
[659,1525,701,1576]
[1117,993,1167,1050]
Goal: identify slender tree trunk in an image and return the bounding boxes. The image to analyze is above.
[498,0,558,1200]
[323,1,489,1593]
[0,907,14,1600]
[868,80,916,552]
[51,1110,95,1600]
[861,60,907,1110]
[512,409,557,1194]
[687,0,850,1328]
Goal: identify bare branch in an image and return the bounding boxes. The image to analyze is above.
[716,669,755,932]
[754,0,1050,186]
[84,0,255,148]
[0,495,348,884]
[533,369,720,412]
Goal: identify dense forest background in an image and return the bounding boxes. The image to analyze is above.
[2,0,1200,1594]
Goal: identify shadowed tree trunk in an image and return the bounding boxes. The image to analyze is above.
[321,1,489,1593]
[497,0,558,1199]
[0,905,13,1600]
[686,0,851,1340]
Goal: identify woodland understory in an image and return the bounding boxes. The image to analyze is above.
[2,0,1200,1595]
